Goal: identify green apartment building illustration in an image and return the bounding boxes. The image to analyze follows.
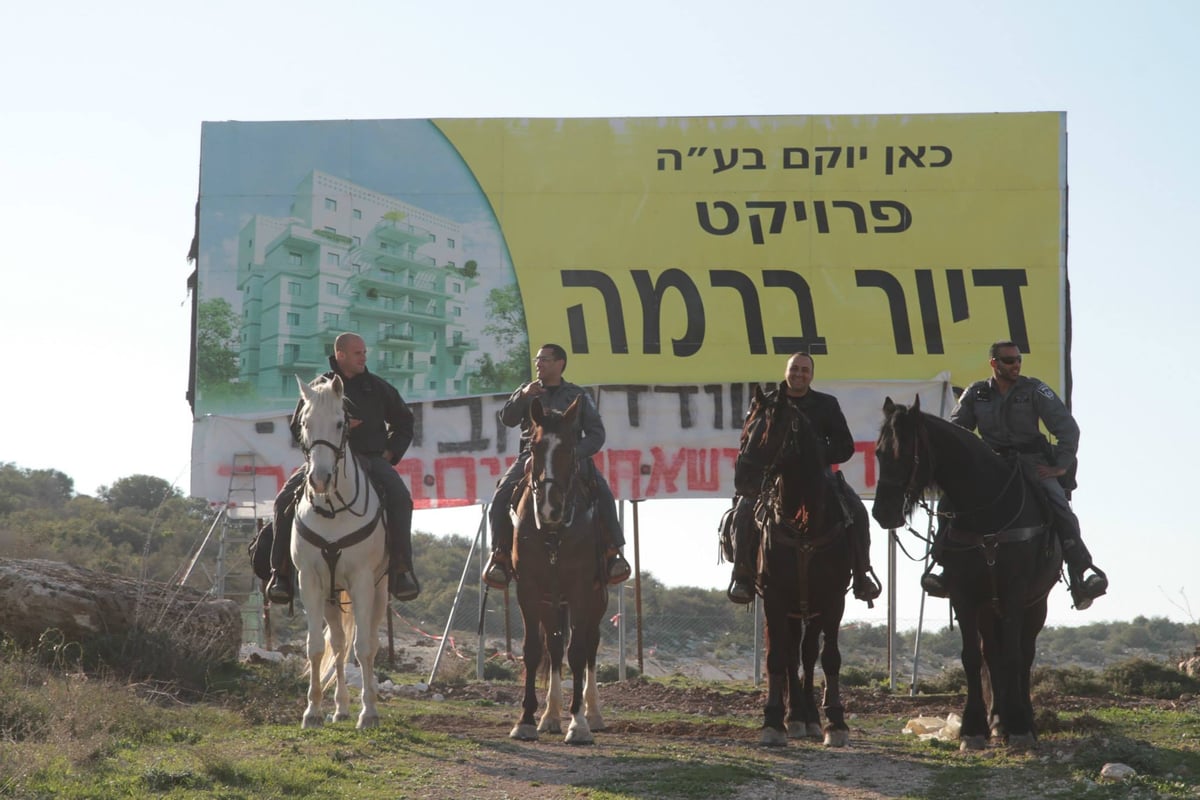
[236,170,482,407]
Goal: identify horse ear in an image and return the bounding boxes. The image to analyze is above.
[883,396,895,414]
[563,395,581,423]
[753,383,767,404]
[912,394,922,413]
[297,375,316,404]
[530,397,545,424]
[331,374,344,396]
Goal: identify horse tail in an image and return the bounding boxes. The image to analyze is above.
[319,589,355,691]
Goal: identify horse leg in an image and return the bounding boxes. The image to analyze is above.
[998,595,1036,750]
[538,616,565,735]
[583,596,606,731]
[297,573,329,729]
[349,579,384,729]
[955,603,989,750]
[820,605,849,747]
[564,618,595,745]
[511,602,543,741]
[325,597,352,724]
[1011,600,1048,751]
[760,603,789,747]
[979,614,1004,742]
[792,618,820,739]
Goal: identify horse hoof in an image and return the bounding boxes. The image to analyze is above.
[565,725,594,746]
[760,727,788,747]
[786,721,806,739]
[807,723,824,739]
[824,729,849,748]
[960,735,988,751]
[587,714,606,732]
[331,712,352,723]
[357,715,380,730]
[301,715,323,729]
[510,723,539,741]
[1007,733,1036,752]
[537,719,562,735]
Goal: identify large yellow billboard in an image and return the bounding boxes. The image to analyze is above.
[437,113,1067,389]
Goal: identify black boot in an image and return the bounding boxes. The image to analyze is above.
[727,497,758,604]
[266,569,293,605]
[483,549,512,589]
[386,521,420,602]
[850,524,882,605]
[727,569,755,604]
[921,569,949,598]
[606,549,631,584]
[1063,540,1107,610]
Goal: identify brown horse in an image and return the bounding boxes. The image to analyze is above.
[735,385,856,747]
[508,396,609,744]
[872,396,1061,750]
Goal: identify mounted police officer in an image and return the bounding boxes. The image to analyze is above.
[922,340,1108,610]
[482,343,631,589]
[265,332,420,605]
[724,352,882,605]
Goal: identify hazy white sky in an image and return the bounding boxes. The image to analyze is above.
[3,0,1198,630]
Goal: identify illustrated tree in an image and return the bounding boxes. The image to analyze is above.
[470,284,531,392]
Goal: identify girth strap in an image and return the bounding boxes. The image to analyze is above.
[947,524,1048,616]
[295,506,383,603]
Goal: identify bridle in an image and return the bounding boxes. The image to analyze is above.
[529,434,581,531]
[301,410,371,520]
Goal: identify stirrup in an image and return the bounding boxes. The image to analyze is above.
[727,576,754,605]
[389,569,420,602]
[483,551,511,589]
[1069,567,1108,610]
[853,568,882,607]
[265,571,292,605]
[606,552,631,585]
[921,570,948,599]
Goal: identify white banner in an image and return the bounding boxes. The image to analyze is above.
[191,376,954,509]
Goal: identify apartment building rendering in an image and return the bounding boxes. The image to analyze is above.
[235,170,481,407]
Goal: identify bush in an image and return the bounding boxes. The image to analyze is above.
[914,666,967,694]
[1031,665,1109,697]
[1101,658,1200,699]
[595,663,640,683]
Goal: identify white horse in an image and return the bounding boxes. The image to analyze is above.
[292,375,389,730]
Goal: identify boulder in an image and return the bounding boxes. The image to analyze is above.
[0,558,241,663]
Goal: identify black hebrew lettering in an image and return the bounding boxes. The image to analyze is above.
[832,200,868,233]
[856,269,914,354]
[870,200,912,233]
[947,269,969,322]
[709,270,768,354]
[703,384,725,429]
[631,269,705,357]
[656,148,681,171]
[973,269,1030,351]
[561,269,630,355]
[653,385,700,428]
[745,201,787,244]
[783,147,808,169]
[410,402,423,447]
[885,145,953,175]
[713,149,739,173]
[815,147,840,175]
[930,145,952,167]
[915,270,944,355]
[763,271,828,354]
[696,201,739,236]
[432,397,491,452]
[600,385,650,428]
[743,148,765,170]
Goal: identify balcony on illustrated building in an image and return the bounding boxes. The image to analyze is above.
[375,217,436,248]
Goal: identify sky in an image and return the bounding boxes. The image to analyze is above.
[3,0,1198,633]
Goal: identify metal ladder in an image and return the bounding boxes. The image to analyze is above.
[218,452,266,645]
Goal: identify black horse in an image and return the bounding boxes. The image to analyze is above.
[871,396,1061,750]
[735,385,856,747]
[508,397,608,744]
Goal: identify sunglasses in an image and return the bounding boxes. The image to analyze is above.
[995,355,1022,365]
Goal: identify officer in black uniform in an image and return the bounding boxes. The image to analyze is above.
[482,343,631,589]
[922,340,1108,610]
[265,332,420,604]
[725,352,881,605]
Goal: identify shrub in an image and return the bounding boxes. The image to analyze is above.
[1031,665,1109,697]
[1101,658,1200,699]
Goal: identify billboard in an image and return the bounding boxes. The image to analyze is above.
[189,113,1067,505]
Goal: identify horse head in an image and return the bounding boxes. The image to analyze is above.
[735,385,827,524]
[528,396,582,529]
[872,395,933,529]
[296,374,349,497]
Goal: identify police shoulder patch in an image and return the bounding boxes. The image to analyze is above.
[1037,383,1057,400]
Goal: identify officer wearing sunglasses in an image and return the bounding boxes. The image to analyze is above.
[922,340,1108,610]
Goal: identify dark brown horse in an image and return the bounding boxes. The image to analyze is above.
[872,396,1061,751]
[508,397,609,744]
[735,385,856,747]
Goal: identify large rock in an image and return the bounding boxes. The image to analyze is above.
[0,558,241,663]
